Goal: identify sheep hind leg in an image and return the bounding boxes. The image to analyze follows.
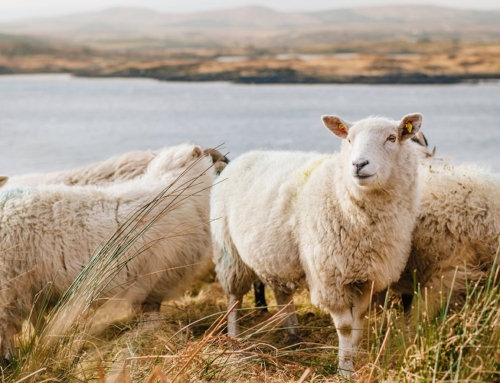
[402,293,413,314]
[213,242,255,338]
[253,281,268,312]
[272,288,299,340]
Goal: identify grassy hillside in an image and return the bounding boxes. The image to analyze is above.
[1,6,500,83]
[1,34,499,83]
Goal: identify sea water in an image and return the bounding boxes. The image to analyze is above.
[0,74,499,175]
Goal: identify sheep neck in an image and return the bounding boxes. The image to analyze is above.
[328,147,419,292]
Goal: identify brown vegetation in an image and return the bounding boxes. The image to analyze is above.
[5,275,500,382]
[1,39,500,83]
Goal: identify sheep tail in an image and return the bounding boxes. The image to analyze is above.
[212,240,255,297]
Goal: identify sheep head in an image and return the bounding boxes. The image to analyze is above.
[411,131,437,159]
[203,148,230,175]
[322,113,422,191]
[146,143,204,178]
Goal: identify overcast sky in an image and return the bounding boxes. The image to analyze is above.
[1,0,499,22]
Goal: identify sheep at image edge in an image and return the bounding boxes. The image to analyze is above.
[393,159,500,316]
[0,143,215,359]
[2,146,229,315]
[2,145,272,313]
[211,113,423,377]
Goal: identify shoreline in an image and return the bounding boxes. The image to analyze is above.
[3,70,500,85]
[2,42,500,85]
[2,39,499,85]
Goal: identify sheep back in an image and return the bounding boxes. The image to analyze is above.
[7,150,156,188]
[212,151,329,295]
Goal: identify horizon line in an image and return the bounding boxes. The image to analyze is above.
[1,2,500,23]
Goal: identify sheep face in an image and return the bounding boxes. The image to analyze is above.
[322,114,422,191]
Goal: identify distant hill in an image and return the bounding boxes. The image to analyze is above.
[0,5,499,49]
[0,32,61,55]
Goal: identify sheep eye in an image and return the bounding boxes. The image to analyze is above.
[387,135,396,142]
[347,138,351,143]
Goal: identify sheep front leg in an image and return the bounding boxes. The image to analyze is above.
[227,294,243,338]
[330,286,372,378]
[272,288,299,339]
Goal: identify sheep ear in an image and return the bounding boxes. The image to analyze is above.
[322,115,352,139]
[203,148,214,157]
[0,175,8,187]
[398,113,423,141]
[192,146,203,158]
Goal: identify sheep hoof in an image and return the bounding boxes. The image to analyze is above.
[1,355,12,367]
[286,332,303,345]
[141,301,162,314]
[338,360,355,379]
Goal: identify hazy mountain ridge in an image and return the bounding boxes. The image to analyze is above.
[0,5,499,47]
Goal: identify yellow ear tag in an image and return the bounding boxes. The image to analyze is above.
[405,122,413,133]
[338,123,347,134]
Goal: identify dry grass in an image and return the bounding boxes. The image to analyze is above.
[3,263,500,382]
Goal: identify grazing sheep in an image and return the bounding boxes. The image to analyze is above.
[3,146,229,315]
[204,148,230,175]
[0,143,215,358]
[392,159,500,316]
[211,114,423,376]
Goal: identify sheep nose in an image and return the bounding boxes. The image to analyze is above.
[352,160,369,172]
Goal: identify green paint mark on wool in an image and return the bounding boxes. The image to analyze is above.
[293,156,331,196]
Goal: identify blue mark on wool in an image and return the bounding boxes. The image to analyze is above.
[0,187,36,208]
[222,248,233,267]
